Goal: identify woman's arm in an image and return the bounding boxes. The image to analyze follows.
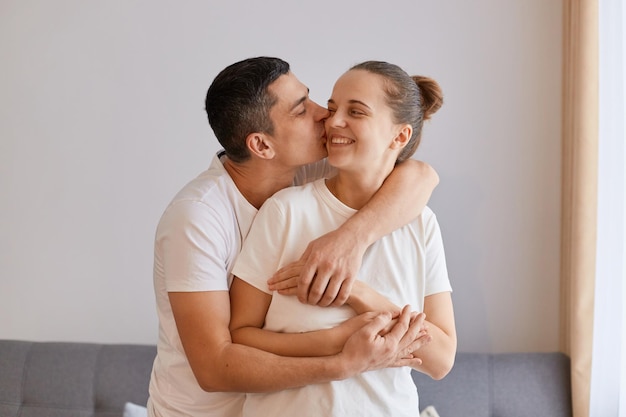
[269,265,405,318]
[409,292,457,380]
[347,281,433,367]
[229,277,377,357]
[258,274,433,363]
[347,280,402,316]
[269,159,439,307]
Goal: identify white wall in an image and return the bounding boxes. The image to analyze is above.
[0,0,562,352]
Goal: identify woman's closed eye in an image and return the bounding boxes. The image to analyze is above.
[350,109,366,116]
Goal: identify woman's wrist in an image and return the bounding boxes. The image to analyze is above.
[346,282,368,314]
[314,328,341,356]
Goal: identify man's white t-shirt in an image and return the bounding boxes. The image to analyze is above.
[147,152,332,417]
[231,179,452,417]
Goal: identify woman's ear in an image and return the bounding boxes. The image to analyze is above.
[246,133,276,160]
[390,124,412,150]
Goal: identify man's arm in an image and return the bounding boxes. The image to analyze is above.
[269,159,439,306]
[169,289,423,393]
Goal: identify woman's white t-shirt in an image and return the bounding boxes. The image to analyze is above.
[232,178,452,417]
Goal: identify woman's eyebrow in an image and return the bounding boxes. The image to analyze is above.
[348,99,371,109]
[327,98,371,109]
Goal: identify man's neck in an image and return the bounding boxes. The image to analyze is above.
[222,157,296,209]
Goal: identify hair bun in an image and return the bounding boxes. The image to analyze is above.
[412,76,443,120]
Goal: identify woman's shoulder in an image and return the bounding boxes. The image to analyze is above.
[412,205,439,228]
[271,180,320,201]
[421,205,436,218]
[259,181,321,215]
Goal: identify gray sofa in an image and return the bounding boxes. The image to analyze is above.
[0,339,572,417]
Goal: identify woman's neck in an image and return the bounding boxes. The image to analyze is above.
[326,168,390,210]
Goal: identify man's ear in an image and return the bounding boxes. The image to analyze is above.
[246,133,276,160]
[390,124,412,150]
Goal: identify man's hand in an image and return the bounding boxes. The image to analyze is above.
[339,305,431,374]
[390,311,432,368]
[267,228,367,307]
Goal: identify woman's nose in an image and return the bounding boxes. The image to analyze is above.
[326,110,345,128]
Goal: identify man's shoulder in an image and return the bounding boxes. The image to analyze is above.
[167,151,233,201]
[157,170,240,228]
[173,171,228,203]
[168,159,241,207]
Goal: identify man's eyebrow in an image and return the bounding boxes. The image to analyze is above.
[289,88,310,112]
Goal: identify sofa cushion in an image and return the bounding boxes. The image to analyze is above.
[412,352,572,417]
[0,340,31,417]
[491,353,572,417]
[413,352,491,417]
[1,340,572,417]
[0,340,156,417]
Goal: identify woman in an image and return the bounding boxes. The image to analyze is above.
[229,61,457,416]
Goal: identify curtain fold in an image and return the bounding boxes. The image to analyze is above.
[560,0,599,416]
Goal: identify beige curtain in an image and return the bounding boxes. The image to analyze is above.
[560,0,598,416]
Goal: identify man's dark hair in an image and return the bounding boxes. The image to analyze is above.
[205,57,290,163]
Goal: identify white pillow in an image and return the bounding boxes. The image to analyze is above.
[420,405,441,417]
[123,402,148,417]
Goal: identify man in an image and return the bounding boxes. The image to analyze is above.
[147,57,439,417]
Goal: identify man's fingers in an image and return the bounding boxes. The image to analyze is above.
[394,357,424,368]
[409,312,427,329]
[396,310,426,349]
[305,272,332,305]
[359,311,393,339]
[296,268,314,303]
[404,331,432,354]
[328,279,352,307]
[379,305,411,344]
[317,275,349,307]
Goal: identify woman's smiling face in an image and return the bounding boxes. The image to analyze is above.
[325,69,402,173]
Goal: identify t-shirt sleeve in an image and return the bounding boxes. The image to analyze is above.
[231,198,287,294]
[156,200,230,292]
[294,159,337,185]
[423,209,453,296]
